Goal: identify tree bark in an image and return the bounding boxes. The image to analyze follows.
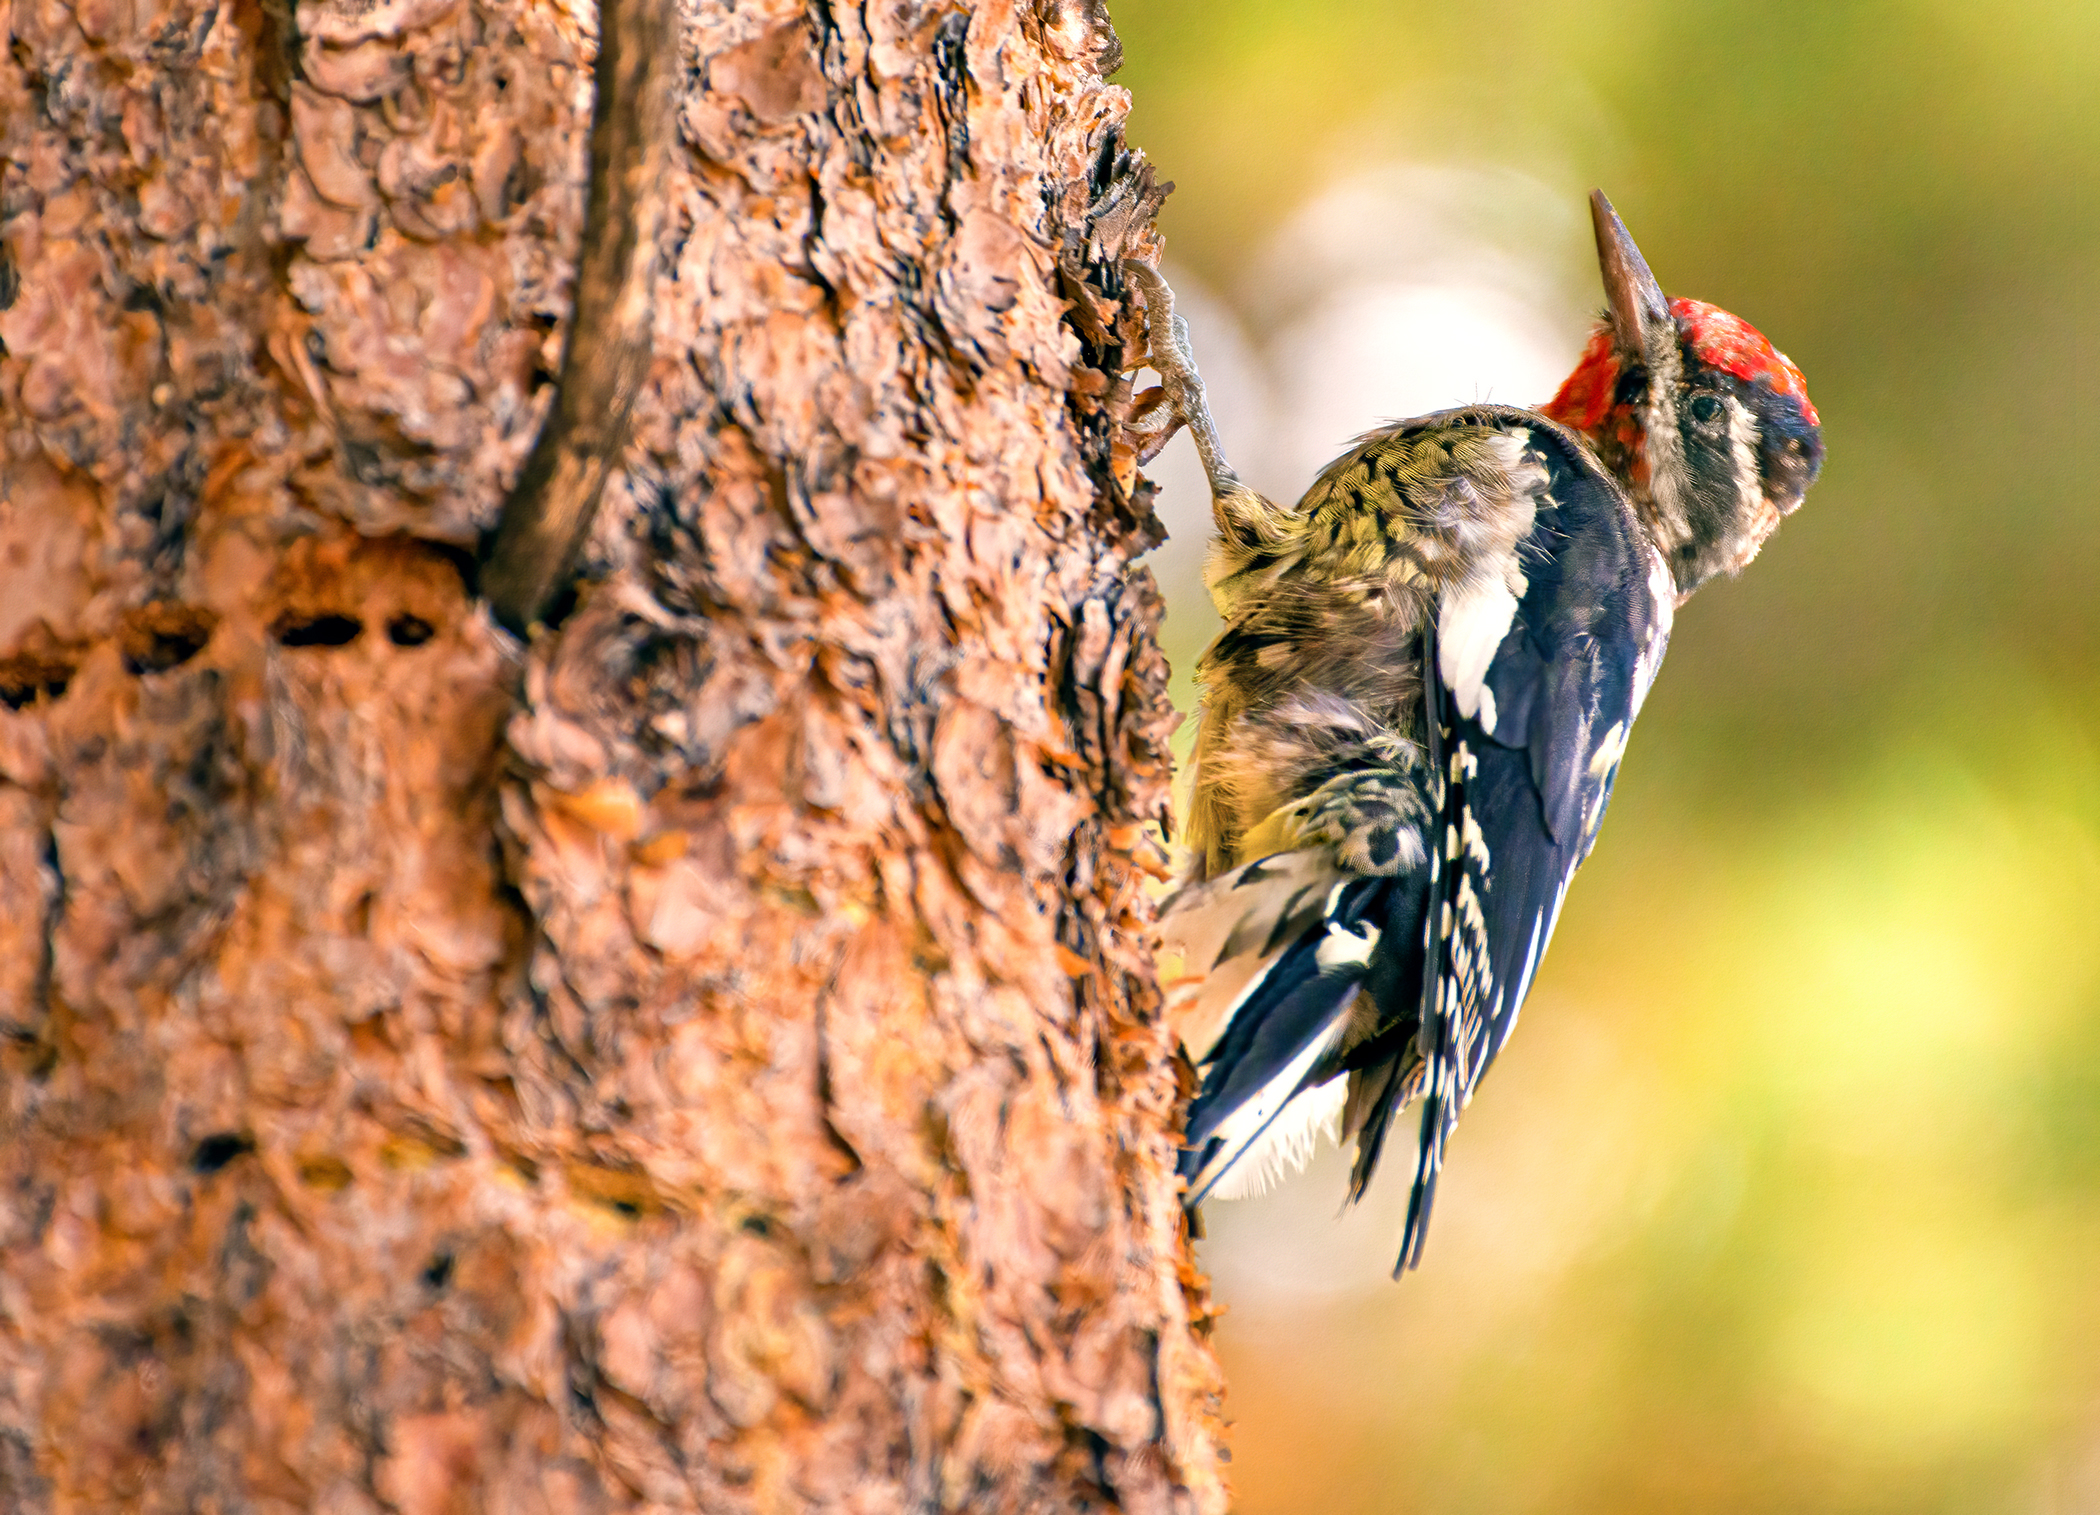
[0,0,1227,1509]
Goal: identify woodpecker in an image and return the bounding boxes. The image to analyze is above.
[1127,193,1822,1273]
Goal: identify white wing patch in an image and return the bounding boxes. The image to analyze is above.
[1435,452,1539,734]
[1437,575,1519,731]
[1587,721,1629,780]
[1315,918,1381,971]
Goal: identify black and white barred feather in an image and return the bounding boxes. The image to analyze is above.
[1396,457,1674,1266]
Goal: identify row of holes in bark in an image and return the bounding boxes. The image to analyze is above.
[272,612,436,649]
[0,610,442,708]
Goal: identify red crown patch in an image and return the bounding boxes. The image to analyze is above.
[1672,299,1819,425]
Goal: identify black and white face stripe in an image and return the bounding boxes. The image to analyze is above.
[1648,366,1788,592]
[1636,330,1692,562]
[1725,392,1763,523]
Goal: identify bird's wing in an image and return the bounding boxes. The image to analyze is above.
[1397,421,1673,1269]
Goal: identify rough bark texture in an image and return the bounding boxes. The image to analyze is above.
[0,0,1226,1509]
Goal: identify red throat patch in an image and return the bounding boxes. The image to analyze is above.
[1541,302,1821,433]
[1540,328,1619,433]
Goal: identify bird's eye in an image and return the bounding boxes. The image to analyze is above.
[1688,393,1724,425]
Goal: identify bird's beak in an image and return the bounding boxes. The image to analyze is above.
[1591,190,1671,356]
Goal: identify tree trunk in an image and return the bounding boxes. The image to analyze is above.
[0,0,1227,1508]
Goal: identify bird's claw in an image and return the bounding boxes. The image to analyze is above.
[1127,385,1185,466]
[1121,259,1240,493]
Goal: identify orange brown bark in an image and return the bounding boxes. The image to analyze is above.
[0,0,1223,1509]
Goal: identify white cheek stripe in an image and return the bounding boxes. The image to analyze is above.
[1726,393,1760,519]
[1643,337,1690,552]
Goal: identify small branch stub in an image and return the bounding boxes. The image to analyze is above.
[481,0,679,634]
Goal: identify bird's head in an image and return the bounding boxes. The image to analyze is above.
[1542,191,1824,601]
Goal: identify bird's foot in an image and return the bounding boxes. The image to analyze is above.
[1122,260,1240,490]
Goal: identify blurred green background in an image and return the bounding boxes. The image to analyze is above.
[1112,3,2100,1511]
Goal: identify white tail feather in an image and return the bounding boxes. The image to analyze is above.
[1208,1076,1349,1201]
[1188,1016,1350,1202]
